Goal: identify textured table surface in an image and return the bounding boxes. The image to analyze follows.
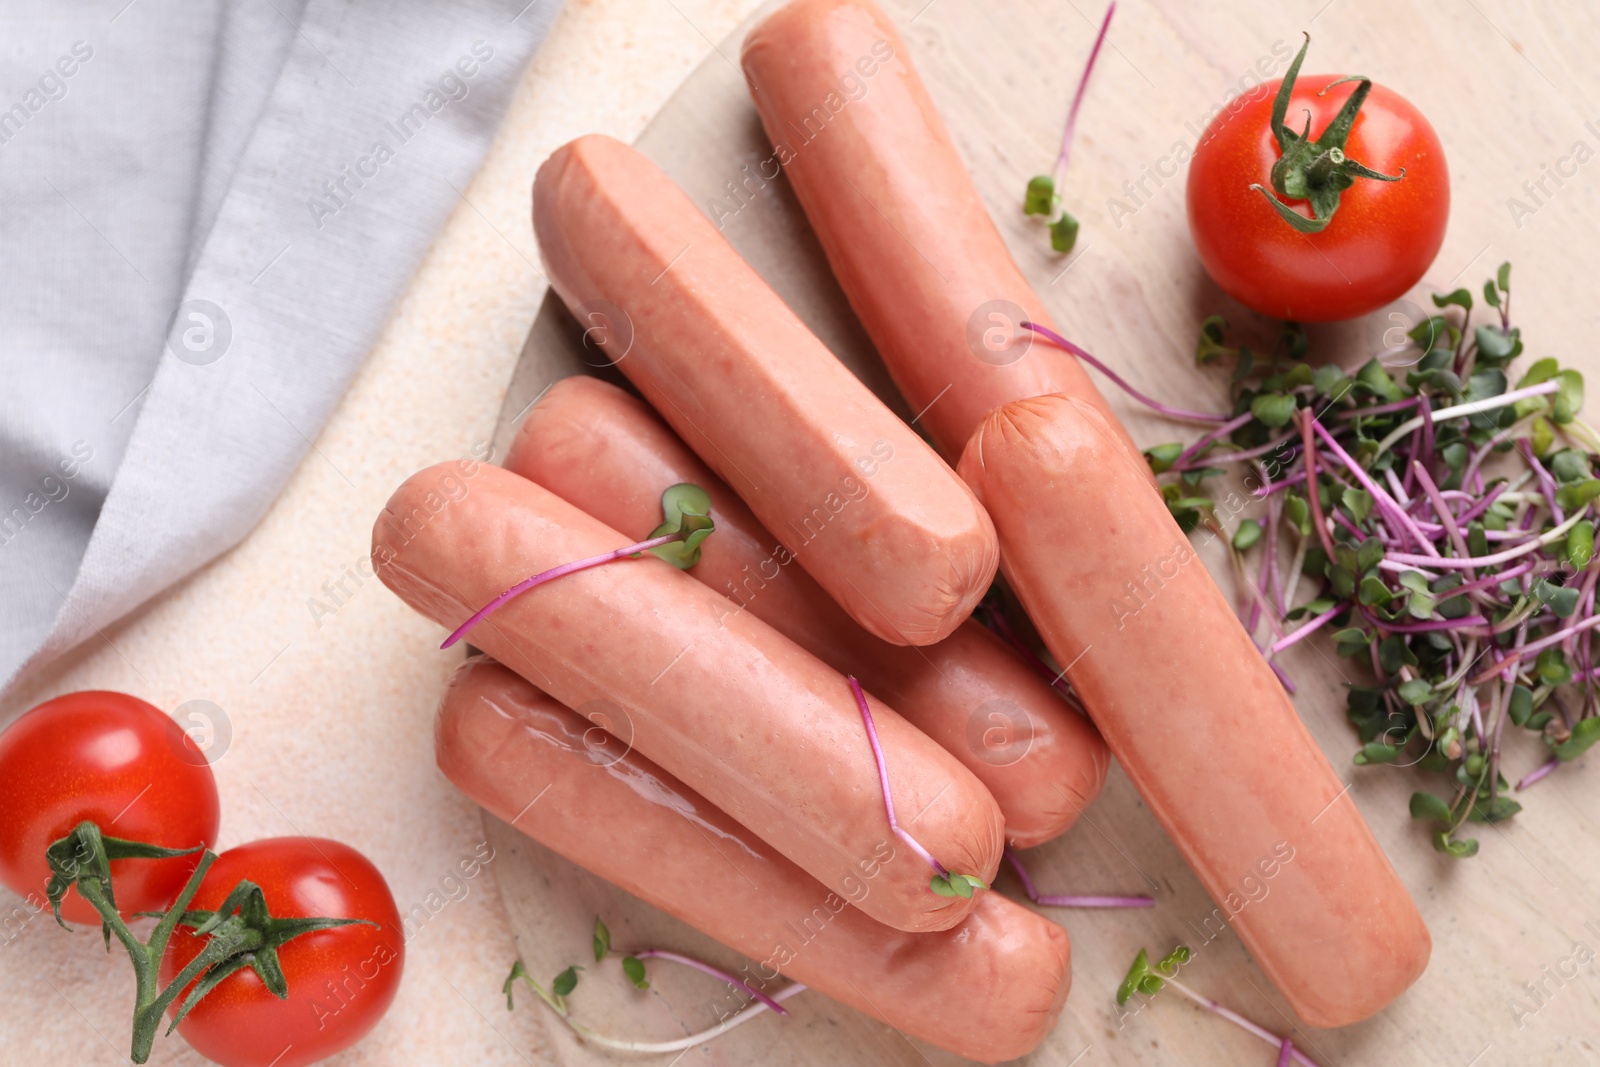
[5,2,1600,1066]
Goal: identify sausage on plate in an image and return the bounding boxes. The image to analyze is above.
[533,133,997,646]
[507,374,1109,847]
[436,656,1070,1064]
[741,0,1137,463]
[957,393,1430,1027]
[374,461,1003,932]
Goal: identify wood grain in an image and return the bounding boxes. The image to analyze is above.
[487,2,1600,1063]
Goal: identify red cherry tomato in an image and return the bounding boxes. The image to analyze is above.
[1187,72,1448,322]
[0,691,220,924]
[160,837,404,1067]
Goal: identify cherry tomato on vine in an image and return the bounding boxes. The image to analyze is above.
[160,837,404,1067]
[1187,35,1448,322]
[0,691,220,924]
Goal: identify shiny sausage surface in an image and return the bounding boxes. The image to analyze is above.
[508,374,1109,846]
[533,133,997,646]
[374,461,1002,931]
[957,393,1430,1027]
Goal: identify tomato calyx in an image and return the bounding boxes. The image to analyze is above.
[44,819,203,934]
[162,880,376,1029]
[1247,32,1405,234]
[43,821,372,1065]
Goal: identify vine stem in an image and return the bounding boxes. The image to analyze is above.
[73,845,226,1063]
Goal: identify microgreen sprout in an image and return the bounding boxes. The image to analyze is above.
[845,676,988,897]
[1037,263,1599,856]
[1003,847,1153,908]
[1022,2,1114,253]
[1246,33,1404,234]
[442,483,715,649]
[1118,946,1320,1066]
[505,917,805,1054]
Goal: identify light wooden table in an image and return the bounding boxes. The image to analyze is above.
[4,2,1598,1066]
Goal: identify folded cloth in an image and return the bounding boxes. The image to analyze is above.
[0,0,562,697]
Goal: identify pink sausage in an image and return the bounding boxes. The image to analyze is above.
[957,393,1430,1027]
[373,461,1002,931]
[741,0,1138,463]
[507,374,1110,846]
[533,133,997,646]
[435,657,1071,1063]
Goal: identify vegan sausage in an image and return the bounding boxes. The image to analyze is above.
[374,460,1003,931]
[507,374,1108,846]
[956,393,1430,1027]
[435,656,1070,1063]
[533,133,997,646]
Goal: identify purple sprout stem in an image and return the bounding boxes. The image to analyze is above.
[1311,420,1437,555]
[1518,757,1561,791]
[441,532,683,649]
[1298,411,1338,560]
[1388,510,1586,570]
[1419,392,1437,475]
[1412,462,1476,577]
[1278,1036,1295,1067]
[846,676,949,879]
[1268,602,1344,655]
[1520,439,1565,525]
[1173,412,1256,469]
[1050,2,1116,190]
[1002,848,1153,909]
[1022,323,1229,423]
[1160,977,1320,1067]
[1496,613,1600,663]
[629,950,789,1015]
[1253,469,1308,497]
[1365,611,1491,635]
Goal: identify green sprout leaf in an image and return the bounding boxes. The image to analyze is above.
[930,872,988,898]
[593,916,610,962]
[1398,679,1434,707]
[647,483,716,569]
[1251,393,1298,428]
[1023,175,1056,216]
[1117,949,1155,1005]
[1432,288,1472,312]
[621,955,650,990]
[1341,487,1373,523]
[1533,578,1580,618]
[1195,316,1231,365]
[1554,717,1600,761]
[1332,627,1370,657]
[1050,212,1081,254]
[1568,521,1595,570]
[1553,369,1585,423]
[1433,831,1479,859]
[1556,479,1600,513]
[1232,520,1263,551]
[1508,685,1534,727]
[1144,442,1183,473]
[552,965,580,998]
[1409,792,1451,822]
[1466,796,1523,824]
